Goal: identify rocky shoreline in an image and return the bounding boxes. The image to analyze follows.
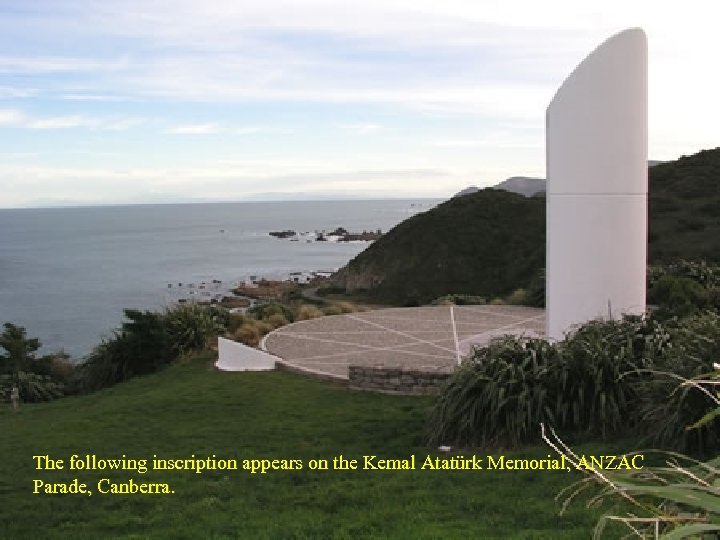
[269,227,382,242]
[166,269,332,312]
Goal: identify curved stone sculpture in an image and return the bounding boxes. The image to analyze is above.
[546,28,648,340]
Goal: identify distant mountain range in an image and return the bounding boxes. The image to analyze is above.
[453,176,545,198]
[456,161,666,199]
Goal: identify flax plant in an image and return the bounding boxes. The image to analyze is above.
[543,369,720,539]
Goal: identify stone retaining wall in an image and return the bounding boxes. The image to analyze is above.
[348,366,451,395]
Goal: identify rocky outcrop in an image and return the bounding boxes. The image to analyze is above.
[269,230,297,239]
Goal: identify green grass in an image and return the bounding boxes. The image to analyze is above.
[1,352,629,539]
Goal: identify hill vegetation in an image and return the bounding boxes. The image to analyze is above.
[648,148,720,262]
[330,147,720,304]
[330,189,545,305]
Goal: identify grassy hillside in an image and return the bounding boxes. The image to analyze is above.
[331,189,545,305]
[648,147,720,262]
[0,353,629,539]
[331,147,720,304]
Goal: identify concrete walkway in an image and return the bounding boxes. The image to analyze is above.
[262,305,545,379]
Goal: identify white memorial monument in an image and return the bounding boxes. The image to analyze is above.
[546,28,648,340]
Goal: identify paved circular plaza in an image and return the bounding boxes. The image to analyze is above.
[261,305,545,379]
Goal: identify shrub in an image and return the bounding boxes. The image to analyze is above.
[429,315,673,448]
[546,361,720,539]
[525,268,546,308]
[336,301,358,313]
[296,304,324,321]
[281,288,303,302]
[431,294,487,306]
[233,324,261,347]
[649,274,706,317]
[648,260,720,290]
[639,311,720,452]
[505,288,528,305]
[164,304,228,355]
[247,303,295,323]
[1,371,64,403]
[264,313,289,329]
[315,286,347,296]
[428,337,558,447]
[255,320,273,335]
[80,309,175,391]
[707,287,720,310]
[34,353,83,394]
[0,323,74,399]
[0,322,40,375]
[227,313,250,334]
[553,316,668,437]
[77,338,129,391]
[322,305,343,316]
[70,303,230,381]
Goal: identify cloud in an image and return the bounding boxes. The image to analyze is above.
[1,0,719,208]
[428,131,543,149]
[234,126,294,135]
[61,93,137,102]
[0,108,26,125]
[0,107,146,131]
[0,160,470,208]
[164,123,223,135]
[163,123,293,136]
[27,115,99,129]
[0,86,38,98]
[0,2,592,118]
[5,1,719,129]
[341,123,385,135]
[0,55,128,74]
[101,117,147,131]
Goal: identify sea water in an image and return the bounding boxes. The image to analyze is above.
[0,199,438,358]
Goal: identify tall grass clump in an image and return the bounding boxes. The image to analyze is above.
[232,324,262,347]
[553,316,670,437]
[80,305,230,391]
[639,311,720,452]
[247,303,295,323]
[545,362,720,539]
[429,315,673,448]
[505,288,529,305]
[429,337,558,447]
[265,313,289,329]
[545,423,720,539]
[296,304,324,320]
[164,303,228,355]
[431,294,487,306]
[525,267,546,308]
[336,301,361,313]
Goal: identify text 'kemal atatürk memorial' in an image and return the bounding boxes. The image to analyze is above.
[546,28,648,340]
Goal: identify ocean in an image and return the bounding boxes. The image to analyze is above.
[0,199,439,359]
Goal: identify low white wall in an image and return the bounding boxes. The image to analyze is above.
[216,337,277,371]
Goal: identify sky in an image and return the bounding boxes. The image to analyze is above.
[0,0,718,208]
